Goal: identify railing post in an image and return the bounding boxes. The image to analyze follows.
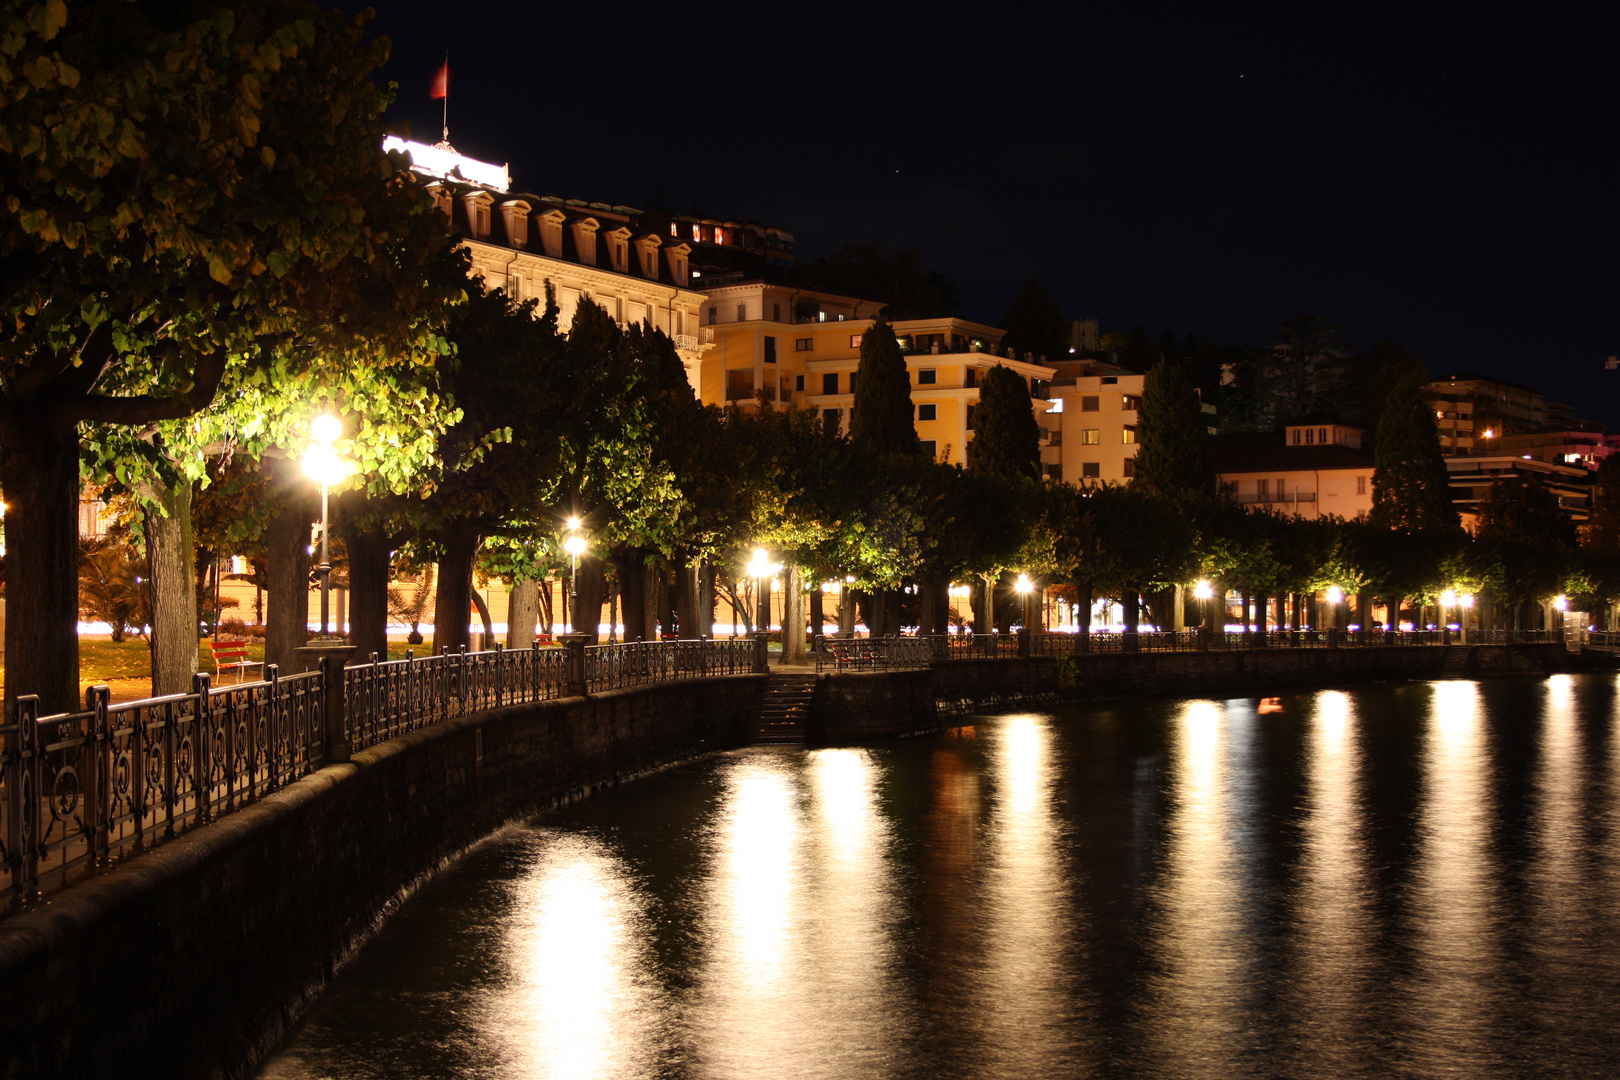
[561,634,589,696]
[1017,628,1031,658]
[14,697,39,906]
[1327,626,1340,648]
[82,685,108,865]
[753,631,770,674]
[190,673,212,823]
[321,656,351,764]
[1197,626,1210,652]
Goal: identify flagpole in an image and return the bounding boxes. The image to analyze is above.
[441,51,448,142]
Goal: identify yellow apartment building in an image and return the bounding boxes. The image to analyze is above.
[695,295,1060,468]
[1048,365,1145,483]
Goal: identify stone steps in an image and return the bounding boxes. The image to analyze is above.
[1438,646,1472,678]
[752,673,818,743]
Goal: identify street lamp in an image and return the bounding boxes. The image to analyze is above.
[563,528,587,634]
[1015,573,1034,631]
[302,414,349,639]
[1193,579,1214,634]
[746,547,782,633]
[1325,585,1344,634]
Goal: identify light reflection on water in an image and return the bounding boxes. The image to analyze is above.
[260,675,1620,1080]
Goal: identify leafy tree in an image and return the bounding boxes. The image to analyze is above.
[1222,315,1353,430]
[1342,341,1427,435]
[800,243,960,319]
[967,364,1040,481]
[1000,279,1067,360]
[1371,370,1459,533]
[0,0,456,709]
[849,320,919,458]
[1047,484,1197,641]
[1475,474,1577,623]
[1133,359,1215,499]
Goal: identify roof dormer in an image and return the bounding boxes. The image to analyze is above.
[425,182,453,224]
[605,225,632,274]
[570,216,600,266]
[499,199,531,249]
[634,233,662,280]
[536,208,566,258]
[664,242,691,287]
[461,189,494,241]
[1285,418,1363,449]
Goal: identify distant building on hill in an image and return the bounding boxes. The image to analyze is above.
[1211,415,1374,520]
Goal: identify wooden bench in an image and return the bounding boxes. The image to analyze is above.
[209,640,265,685]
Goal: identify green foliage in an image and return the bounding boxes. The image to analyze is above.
[1133,359,1215,499]
[967,364,1040,481]
[78,534,149,643]
[1046,484,1198,600]
[849,320,919,458]
[1371,370,1460,534]
[800,244,960,320]
[1475,474,1577,603]
[999,279,1067,360]
[1222,315,1353,431]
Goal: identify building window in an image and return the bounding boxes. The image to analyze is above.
[773,303,782,322]
[646,252,657,277]
[1259,478,1270,499]
[1080,429,1100,445]
[1122,458,1134,477]
[795,375,805,392]
[919,403,937,421]
[1122,425,1137,444]
[1082,462,1101,478]
[1081,396,1100,412]
[1319,427,1328,444]
[822,373,838,394]
[1276,478,1286,497]
[1101,375,1118,385]
[1357,475,1367,495]
[796,338,813,351]
[507,273,522,301]
[764,337,776,363]
[708,307,717,325]
[920,440,937,459]
[1293,429,1302,445]
[966,405,976,430]
[918,368,937,385]
[1306,428,1315,444]
[850,334,863,348]
[1122,395,1142,411]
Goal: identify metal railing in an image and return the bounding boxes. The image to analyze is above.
[586,638,756,691]
[1,669,323,911]
[815,635,937,671]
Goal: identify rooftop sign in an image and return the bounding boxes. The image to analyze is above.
[382,136,510,192]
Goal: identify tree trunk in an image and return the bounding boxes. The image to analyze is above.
[782,565,806,664]
[809,583,824,640]
[698,560,716,639]
[0,415,83,713]
[612,547,651,642]
[919,573,942,636]
[1123,590,1141,651]
[431,521,479,654]
[470,588,494,647]
[573,556,606,643]
[143,477,197,696]
[264,480,314,676]
[838,583,856,636]
[345,523,391,662]
[674,556,699,638]
[1076,578,1094,652]
[654,563,673,637]
[972,574,991,635]
[506,578,539,648]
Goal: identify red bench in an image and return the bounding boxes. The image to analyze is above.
[208,640,265,685]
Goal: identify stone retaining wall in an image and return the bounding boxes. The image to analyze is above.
[0,675,763,1080]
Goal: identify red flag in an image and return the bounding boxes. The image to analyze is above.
[429,62,448,100]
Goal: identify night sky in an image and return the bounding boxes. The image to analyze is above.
[366,1,1617,423]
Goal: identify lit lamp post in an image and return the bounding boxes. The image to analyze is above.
[1326,585,1345,641]
[1194,579,1214,629]
[1460,592,1474,642]
[302,414,349,639]
[746,547,782,634]
[564,518,586,635]
[1440,589,1457,643]
[1015,573,1034,631]
[1554,594,1568,640]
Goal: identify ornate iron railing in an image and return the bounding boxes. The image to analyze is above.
[1,669,323,911]
[585,638,756,692]
[815,635,936,671]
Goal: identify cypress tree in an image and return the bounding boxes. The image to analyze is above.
[1133,359,1215,498]
[968,363,1041,480]
[1371,370,1458,532]
[849,319,920,456]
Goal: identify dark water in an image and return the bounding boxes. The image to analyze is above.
[259,675,1620,1080]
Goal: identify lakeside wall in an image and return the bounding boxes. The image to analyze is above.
[815,643,1576,739]
[0,674,763,1080]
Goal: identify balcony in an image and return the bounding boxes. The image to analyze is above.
[726,385,778,403]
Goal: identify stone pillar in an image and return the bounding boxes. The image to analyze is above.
[753,631,770,673]
[1171,585,1186,632]
[560,633,589,696]
[1016,627,1030,658]
[295,639,355,764]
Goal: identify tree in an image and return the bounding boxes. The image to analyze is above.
[1133,359,1215,499]
[801,244,960,320]
[1475,474,1577,622]
[849,321,919,458]
[1222,315,1353,430]
[1342,342,1427,435]
[1000,279,1067,360]
[967,364,1040,481]
[0,0,455,710]
[1371,371,1459,534]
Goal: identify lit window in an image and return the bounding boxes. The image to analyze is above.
[1122,425,1137,444]
[850,334,863,348]
[1319,428,1327,443]
[1306,428,1315,444]
[1081,429,1100,445]
[670,222,677,236]
[1122,395,1141,411]
[1081,396,1100,412]
[919,403,937,421]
